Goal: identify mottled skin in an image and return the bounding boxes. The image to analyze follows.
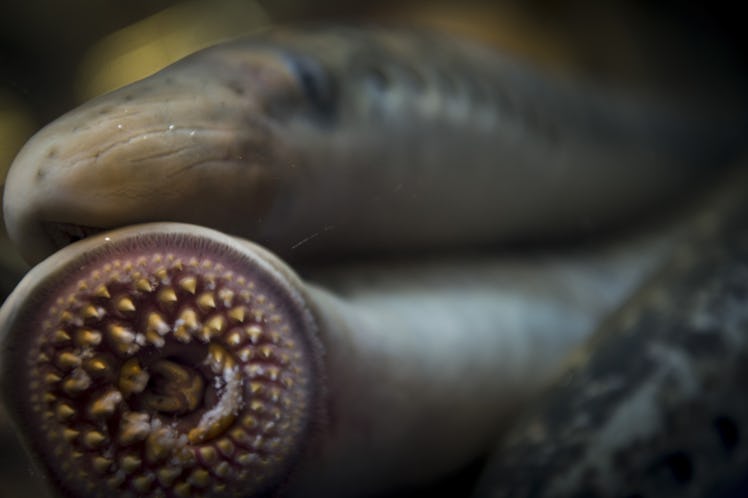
[474,168,748,498]
[4,27,744,264]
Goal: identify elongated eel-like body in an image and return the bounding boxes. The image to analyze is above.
[3,27,745,264]
[0,222,673,498]
[475,169,748,498]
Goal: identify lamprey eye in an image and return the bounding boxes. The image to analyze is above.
[0,223,322,498]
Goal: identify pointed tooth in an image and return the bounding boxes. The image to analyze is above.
[119,411,151,445]
[82,305,105,320]
[196,292,216,311]
[132,474,155,493]
[92,456,113,473]
[75,328,102,347]
[247,325,262,344]
[62,428,79,442]
[179,276,197,294]
[157,466,182,487]
[62,369,91,394]
[147,312,170,335]
[57,351,82,369]
[53,329,71,344]
[120,454,142,473]
[188,469,211,488]
[157,287,178,305]
[136,278,153,292]
[228,306,245,323]
[118,358,149,395]
[55,403,75,420]
[89,390,123,418]
[116,296,136,313]
[218,288,234,307]
[83,430,107,449]
[93,284,110,298]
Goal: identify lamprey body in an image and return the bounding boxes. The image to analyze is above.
[4,27,745,264]
[0,222,676,498]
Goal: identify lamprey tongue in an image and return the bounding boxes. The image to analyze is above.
[0,223,322,498]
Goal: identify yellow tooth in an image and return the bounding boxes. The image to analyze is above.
[188,410,235,444]
[92,456,113,473]
[230,428,251,446]
[267,366,280,381]
[249,382,263,395]
[218,288,234,306]
[108,324,135,345]
[145,427,176,463]
[89,390,123,418]
[250,400,265,413]
[226,330,243,346]
[146,330,165,347]
[136,278,153,292]
[247,325,262,344]
[174,482,191,498]
[174,308,199,342]
[197,447,218,465]
[83,430,107,449]
[179,276,197,294]
[119,358,149,396]
[44,372,61,384]
[57,351,82,369]
[120,454,142,473]
[214,461,231,478]
[188,469,211,488]
[236,452,258,467]
[59,310,75,324]
[200,315,225,341]
[84,357,110,375]
[132,474,155,493]
[116,297,136,313]
[55,403,75,420]
[228,306,245,323]
[62,428,79,442]
[259,345,273,359]
[157,287,178,305]
[82,305,105,320]
[75,328,102,347]
[216,438,235,457]
[107,473,125,488]
[147,312,170,335]
[53,329,71,344]
[155,267,169,282]
[196,292,216,311]
[119,411,151,445]
[157,466,182,487]
[242,415,258,430]
[92,284,110,298]
[62,369,92,394]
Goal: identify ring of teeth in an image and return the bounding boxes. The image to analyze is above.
[24,251,313,498]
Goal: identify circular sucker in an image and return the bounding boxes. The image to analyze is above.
[0,223,323,498]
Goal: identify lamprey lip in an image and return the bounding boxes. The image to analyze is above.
[0,223,323,498]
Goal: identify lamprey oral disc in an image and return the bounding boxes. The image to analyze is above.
[0,223,323,498]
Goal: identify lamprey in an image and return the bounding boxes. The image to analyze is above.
[0,222,678,498]
[4,27,745,264]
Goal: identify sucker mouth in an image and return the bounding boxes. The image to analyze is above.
[2,225,321,498]
[43,222,106,250]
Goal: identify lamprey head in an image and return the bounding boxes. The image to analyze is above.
[0,223,324,498]
[2,37,332,264]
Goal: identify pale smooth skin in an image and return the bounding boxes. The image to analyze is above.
[3,27,744,264]
[0,222,677,498]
